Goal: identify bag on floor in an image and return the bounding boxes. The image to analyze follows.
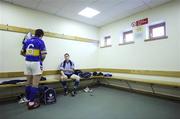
[39,86,56,104]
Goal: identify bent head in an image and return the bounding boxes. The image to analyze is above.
[64,53,70,61]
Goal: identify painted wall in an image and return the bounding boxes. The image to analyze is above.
[98,0,180,71]
[0,0,179,73]
[0,1,99,72]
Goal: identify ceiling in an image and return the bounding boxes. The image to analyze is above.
[2,0,172,27]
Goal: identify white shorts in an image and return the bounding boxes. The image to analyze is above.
[24,61,42,75]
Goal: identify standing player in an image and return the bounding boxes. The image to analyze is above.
[21,29,47,110]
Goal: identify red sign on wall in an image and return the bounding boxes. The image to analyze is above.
[136,18,148,26]
[131,18,148,27]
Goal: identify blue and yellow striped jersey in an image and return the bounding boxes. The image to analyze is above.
[22,37,47,62]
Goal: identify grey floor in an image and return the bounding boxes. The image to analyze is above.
[0,86,180,119]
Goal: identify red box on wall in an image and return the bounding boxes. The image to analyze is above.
[136,18,148,26]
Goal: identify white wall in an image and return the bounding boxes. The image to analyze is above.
[98,0,180,71]
[0,2,3,72]
[0,31,2,72]
[0,1,99,72]
[0,0,180,73]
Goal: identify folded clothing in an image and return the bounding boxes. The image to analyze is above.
[79,72,92,79]
[0,79,26,85]
[92,72,104,76]
[103,73,112,77]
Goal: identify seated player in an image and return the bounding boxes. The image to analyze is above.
[59,53,80,96]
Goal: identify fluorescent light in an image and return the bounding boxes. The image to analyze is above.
[78,7,100,18]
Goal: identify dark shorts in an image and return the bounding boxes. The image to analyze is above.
[65,74,73,79]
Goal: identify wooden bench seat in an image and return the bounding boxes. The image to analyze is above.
[0,74,180,101]
[0,76,102,88]
[0,74,180,88]
[106,75,180,87]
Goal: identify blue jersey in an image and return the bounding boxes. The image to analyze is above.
[22,37,47,62]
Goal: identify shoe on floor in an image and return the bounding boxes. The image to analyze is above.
[84,87,89,93]
[71,91,76,97]
[18,97,29,104]
[64,91,68,96]
[27,101,40,110]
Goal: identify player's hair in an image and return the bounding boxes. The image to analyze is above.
[35,29,44,37]
[64,53,69,56]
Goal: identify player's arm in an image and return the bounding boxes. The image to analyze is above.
[59,69,65,76]
[41,52,47,61]
[20,50,25,56]
[20,44,26,56]
[21,33,31,57]
[62,68,74,72]
[40,40,47,62]
[59,63,66,76]
[69,62,75,72]
[60,70,65,76]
